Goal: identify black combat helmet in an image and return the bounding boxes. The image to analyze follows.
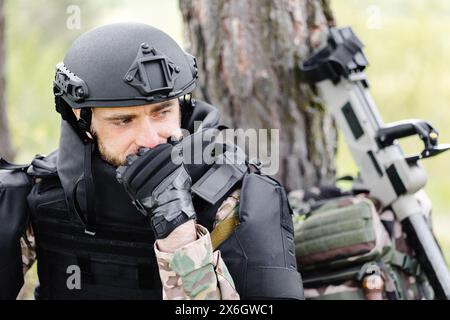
[53,22,198,109]
[53,22,199,142]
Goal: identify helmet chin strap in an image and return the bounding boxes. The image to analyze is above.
[77,108,93,142]
[55,97,93,144]
[83,140,97,236]
[76,108,97,236]
[179,94,195,130]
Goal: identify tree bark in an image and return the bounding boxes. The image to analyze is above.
[0,0,14,161]
[179,0,337,191]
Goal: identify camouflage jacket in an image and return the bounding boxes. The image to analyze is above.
[20,189,241,300]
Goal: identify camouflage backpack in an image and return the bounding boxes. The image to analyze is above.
[289,187,434,300]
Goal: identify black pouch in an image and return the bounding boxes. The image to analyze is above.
[218,172,304,300]
[0,166,32,299]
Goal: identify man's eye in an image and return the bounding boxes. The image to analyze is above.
[154,109,171,119]
[114,118,132,126]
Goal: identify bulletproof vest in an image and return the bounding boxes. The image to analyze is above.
[21,100,303,300]
[28,152,162,299]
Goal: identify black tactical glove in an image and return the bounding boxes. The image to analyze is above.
[116,143,196,239]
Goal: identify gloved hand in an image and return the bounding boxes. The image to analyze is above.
[116,143,196,239]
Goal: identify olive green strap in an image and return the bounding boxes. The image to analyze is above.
[211,216,239,250]
[390,250,421,276]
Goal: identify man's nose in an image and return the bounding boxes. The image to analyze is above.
[136,120,166,149]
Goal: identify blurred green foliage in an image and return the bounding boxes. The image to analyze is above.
[5,0,118,162]
[5,0,450,297]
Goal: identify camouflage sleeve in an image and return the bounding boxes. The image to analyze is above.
[154,224,239,300]
[20,222,36,276]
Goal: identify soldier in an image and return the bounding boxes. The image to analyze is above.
[0,22,303,300]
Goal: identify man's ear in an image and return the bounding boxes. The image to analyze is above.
[72,108,81,120]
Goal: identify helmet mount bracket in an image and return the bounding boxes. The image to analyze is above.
[123,43,180,97]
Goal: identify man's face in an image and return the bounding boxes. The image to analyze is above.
[75,99,182,167]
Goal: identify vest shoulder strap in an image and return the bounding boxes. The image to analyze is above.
[27,150,58,178]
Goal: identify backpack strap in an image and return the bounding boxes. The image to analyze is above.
[0,158,30,172]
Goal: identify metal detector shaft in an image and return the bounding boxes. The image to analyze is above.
[300,26,450,299]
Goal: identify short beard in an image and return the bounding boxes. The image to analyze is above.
[91,129,125,167]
